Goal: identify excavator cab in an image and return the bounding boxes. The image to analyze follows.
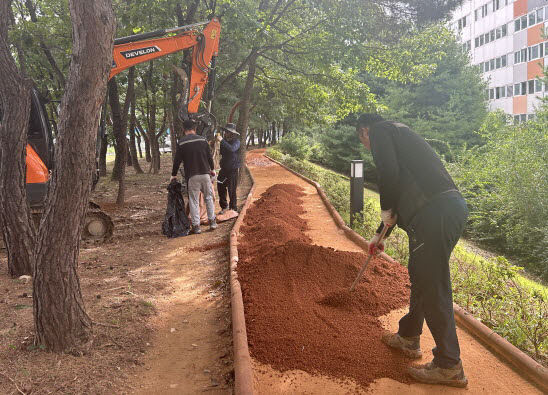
[26,88,54,207]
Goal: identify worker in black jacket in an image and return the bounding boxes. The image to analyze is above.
[216,123,241,213]
[171,119,217,234]
[356,114,469,388]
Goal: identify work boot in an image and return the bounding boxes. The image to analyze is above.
[209,219,218,230]
[408,360,468,388]
[218,208,226,215]
[191,225,202,235]
[381,332,422,359]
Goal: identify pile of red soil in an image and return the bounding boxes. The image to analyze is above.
[237,183,413,388]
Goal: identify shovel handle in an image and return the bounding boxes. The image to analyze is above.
[349,224,390,292]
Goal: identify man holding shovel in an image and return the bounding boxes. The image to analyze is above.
[356,114,469,388]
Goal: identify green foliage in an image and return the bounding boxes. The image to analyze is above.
[451,247,547,362]
[451,109,548,280]
[277,134,313,160]
[380,36,488,149]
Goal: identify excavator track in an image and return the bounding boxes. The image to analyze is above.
[30,202,113,244]
[81,202,114,243]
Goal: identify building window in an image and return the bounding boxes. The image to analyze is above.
[514,115,520,124]
[475,37,480,47]
[528,80,535,94]
[501,54,507,67]
[520,114,527,123]
[502,24,507,36]
[490,59,495,70]
[507,85,513,97]
[521,48,527,62]
[530,44,539,60]
[521,81,527,95]
[529,11,536,26]
[527,114,535,121]
[489,88,495,99]
[480,35,485,46]
[535,79,543,92]
[540,42,544,57]
[536,7,543,22]
[520,15,527,29]
[475,9,479,20]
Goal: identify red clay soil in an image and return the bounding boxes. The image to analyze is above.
[237,183,413,389]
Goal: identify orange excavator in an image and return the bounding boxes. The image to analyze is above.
[24,18,221,242]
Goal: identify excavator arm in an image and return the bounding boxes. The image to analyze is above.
[109,18,221,114]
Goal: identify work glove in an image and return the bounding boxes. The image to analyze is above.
[368,233,385,256]
[216,133,223,142]
[381,209,397,227]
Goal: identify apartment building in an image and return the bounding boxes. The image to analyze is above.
[450,0,548,122]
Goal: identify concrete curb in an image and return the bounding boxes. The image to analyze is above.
[230,166,255,395]
[453,304,548,392]
[265,154,548,393]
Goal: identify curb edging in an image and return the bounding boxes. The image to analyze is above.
[264,154,548,393]
[230,166,255,395]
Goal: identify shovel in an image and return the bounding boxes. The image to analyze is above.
[349,224,390,292]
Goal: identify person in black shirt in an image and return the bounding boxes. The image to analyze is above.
[171,119,217,234]
[356,114,469,388]
[216,123,241,214]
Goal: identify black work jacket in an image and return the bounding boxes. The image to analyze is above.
[219,138,241,170]
[369,120,459,232]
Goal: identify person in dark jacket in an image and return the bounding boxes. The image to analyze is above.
[216,123,241,213]
[171,119,217,234]
[356,113,469,388]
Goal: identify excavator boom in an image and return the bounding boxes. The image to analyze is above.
[109,18,220,114]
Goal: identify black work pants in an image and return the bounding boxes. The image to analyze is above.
[217,168,238,211]
[397,192,468,368]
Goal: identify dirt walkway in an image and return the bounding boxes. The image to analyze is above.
[245,149,541,394]
[0,156,246,394]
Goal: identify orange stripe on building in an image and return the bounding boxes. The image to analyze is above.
[513,95,527,114]
[514,0,528,17]
[527,23,545,46]
[527,58,545,79]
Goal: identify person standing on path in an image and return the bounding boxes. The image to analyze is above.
[171,119,217,234]
[356,113,469,388]
[216,123,241,214]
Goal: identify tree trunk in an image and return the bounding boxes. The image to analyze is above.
[138,124,151,162]
[98,98,108,177]
[237,53,257,170]
[271,121,277,145]
[109,67,134,204]
[126,140,132,166]
[0,0,35,277]
[135,130,143,158]
[99,131,108,176]
[128,91,143,174]
[33,0,115,352]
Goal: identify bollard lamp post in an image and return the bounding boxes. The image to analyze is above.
[350,160,364,228]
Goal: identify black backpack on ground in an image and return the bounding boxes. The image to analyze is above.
[162,180,191,238]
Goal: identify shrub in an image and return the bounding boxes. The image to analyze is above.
[277,134,313,160]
